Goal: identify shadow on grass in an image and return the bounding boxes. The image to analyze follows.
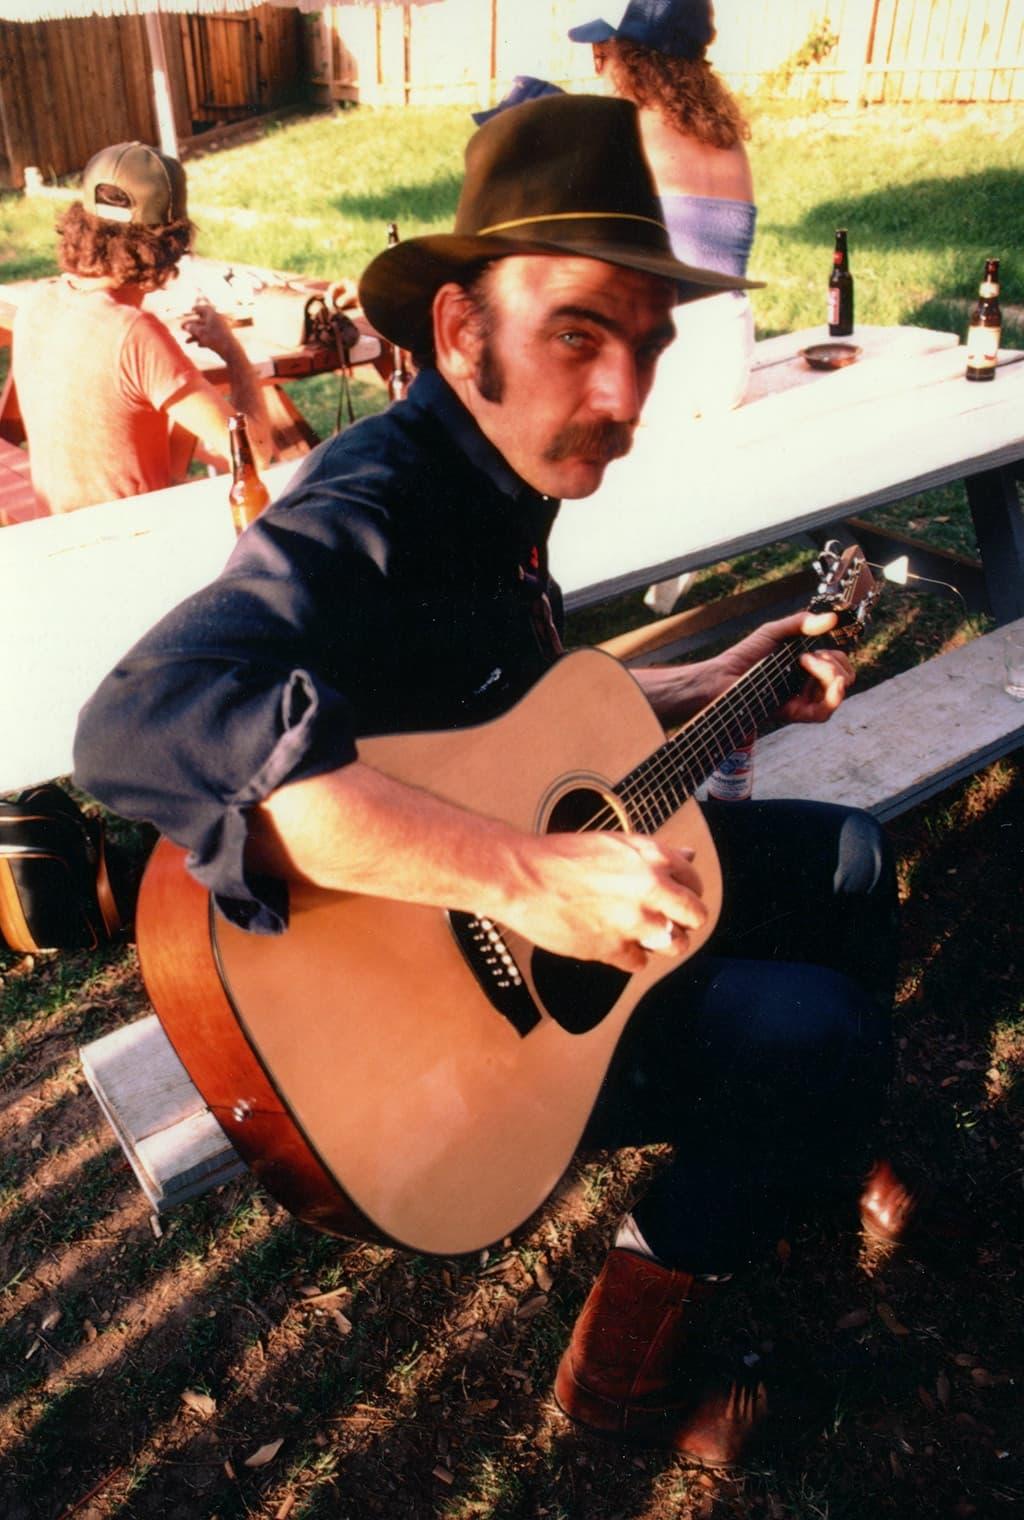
[0,251,55,283]
[780,170,1024,267]
[331,170,463,229]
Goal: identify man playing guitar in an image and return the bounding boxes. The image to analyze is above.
[75,96,930,1468]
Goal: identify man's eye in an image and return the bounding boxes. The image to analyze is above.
[557,330,591,349]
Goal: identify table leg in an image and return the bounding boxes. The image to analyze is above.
[965,465,1024,624]
[0,368,27,446]
[263,384,321,460]
[836,517,989,613]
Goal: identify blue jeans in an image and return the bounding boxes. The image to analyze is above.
[583,800,898,1274]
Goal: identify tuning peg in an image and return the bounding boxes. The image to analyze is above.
[812,541,841,582]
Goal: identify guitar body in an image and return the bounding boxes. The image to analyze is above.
[137,647,726,1252]
[136,544,876,1256]
[137,649,723,1256]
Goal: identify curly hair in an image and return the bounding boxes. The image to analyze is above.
[55,202,194,292]
[608,40,750,150]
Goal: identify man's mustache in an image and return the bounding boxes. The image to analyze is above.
[543,420,635,464]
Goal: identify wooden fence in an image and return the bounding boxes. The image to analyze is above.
[315,0,1024,110]
[1,0,1020,190]
[0,5,306,190]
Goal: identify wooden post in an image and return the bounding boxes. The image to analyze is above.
[841,0,881,108]
[489,0,498,100]
[144,9,179,158]
[402,1,411,106]
[0,44,16,188]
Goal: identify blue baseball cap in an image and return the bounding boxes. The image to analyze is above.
[472,75,564,127]
[568,0,715,56]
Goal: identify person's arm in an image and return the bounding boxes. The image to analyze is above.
[634,610,854,731]
[174,302,273,467]
[250,758,708,975]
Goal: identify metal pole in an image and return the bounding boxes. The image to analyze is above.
[143,8,179,159]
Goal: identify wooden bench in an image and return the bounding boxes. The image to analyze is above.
[79,621,1024,1215]
[80,1014,246,1213]
[753,618,1024,817]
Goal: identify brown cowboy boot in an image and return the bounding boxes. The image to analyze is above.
[553,1248,766,1468]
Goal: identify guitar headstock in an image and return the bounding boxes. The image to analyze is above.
[808,541,880,648]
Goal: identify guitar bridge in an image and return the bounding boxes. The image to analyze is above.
[446,911,541,1037]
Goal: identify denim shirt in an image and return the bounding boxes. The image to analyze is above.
[74,370,563,932]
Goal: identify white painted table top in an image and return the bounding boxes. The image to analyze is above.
[1,459,300,791]
[552,325,1024,606]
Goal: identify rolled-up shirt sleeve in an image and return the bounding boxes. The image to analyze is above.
[74,486,392,933]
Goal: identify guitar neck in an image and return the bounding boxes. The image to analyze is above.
[615,636,814,832]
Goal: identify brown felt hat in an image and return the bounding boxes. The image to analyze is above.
[358,94,761,352]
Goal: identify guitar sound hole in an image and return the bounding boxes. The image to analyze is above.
[531,785,630,1035]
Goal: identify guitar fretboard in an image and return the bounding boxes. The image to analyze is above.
[598,636,815,834]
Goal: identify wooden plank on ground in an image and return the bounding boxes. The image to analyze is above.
[754,621,1024,820]
[80,1014,245,1213]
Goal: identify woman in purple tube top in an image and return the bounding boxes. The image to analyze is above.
[569,1,758,607]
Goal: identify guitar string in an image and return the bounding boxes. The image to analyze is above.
[627,642,807,821]
[577,655,794,835]
[572,638,813,836]
[553,556,870,833]
[617,608,865,831]
[622,660,794,829]
[622,643,801,826]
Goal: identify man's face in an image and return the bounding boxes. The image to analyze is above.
[456,255,676,500]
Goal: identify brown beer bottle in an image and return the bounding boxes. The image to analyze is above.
[227,413,269,534]
[827,229,854,337]
[965,258,1001,382]
[386,222,412,403]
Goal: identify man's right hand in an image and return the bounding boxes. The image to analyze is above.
[181,299,239,361]
[253,762,708,976]
[498,830,707,973]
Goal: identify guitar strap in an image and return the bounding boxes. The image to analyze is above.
[520,542,565,662]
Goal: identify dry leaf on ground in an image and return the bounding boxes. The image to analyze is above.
[180,1389,217,1419]
[244,1437,284,1468]
[516,1292,548,1321]
[876,1302,910,1336]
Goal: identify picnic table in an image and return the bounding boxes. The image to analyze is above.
[0,255,387,522]
[2,322,1023,799]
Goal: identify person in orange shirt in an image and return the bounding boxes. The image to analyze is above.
[13,140,271,515]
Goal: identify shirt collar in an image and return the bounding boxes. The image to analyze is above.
[407,368,557,516]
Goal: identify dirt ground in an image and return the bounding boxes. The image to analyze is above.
[1,758,1022,1520]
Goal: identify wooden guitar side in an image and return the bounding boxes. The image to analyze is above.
[137,649,722,1256]
[135,835,384,1243]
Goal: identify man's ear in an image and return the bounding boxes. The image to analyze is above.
[433,282,484,384]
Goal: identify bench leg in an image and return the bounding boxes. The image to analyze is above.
[966,465,1024,624]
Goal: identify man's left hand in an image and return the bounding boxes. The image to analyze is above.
[730,610,854,724]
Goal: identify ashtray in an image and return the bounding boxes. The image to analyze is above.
[800,341,862,371]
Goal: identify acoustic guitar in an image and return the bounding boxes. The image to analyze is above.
[136,543,877,1256]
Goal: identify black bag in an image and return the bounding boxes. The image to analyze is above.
[0,786,123,953]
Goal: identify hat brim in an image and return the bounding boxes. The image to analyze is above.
[359,232,762,352]
[567,20,617,43]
